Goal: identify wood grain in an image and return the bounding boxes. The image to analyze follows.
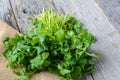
[1,0,120,80]
[10,0,53,33]
[96,0,120,31]
[0,0,19,31]
[50,0,120,80]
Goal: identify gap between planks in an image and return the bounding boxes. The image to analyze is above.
[8,0,20,32]
[0,0,18,30]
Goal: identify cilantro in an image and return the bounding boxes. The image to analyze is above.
[3,7,99,80]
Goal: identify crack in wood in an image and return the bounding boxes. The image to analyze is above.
[8,0,20,32]
[91,74,95,80]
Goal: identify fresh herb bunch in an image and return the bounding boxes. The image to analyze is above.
[3,8,98,80]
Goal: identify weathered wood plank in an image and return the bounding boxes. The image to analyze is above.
[9,0,74,33]
[52,0,120,80]
[4,0,120,80]
[0,0,19,31]
[76,75,93,80]
[96,0,120,31]
[10,0,53,33]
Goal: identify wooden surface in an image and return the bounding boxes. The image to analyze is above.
[0,0,120,80]
[96,0,120,31]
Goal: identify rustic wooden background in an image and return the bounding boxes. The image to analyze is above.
[0,0,120,80]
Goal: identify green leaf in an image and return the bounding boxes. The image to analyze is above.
[54,29,64,41]
[30,55,43,69]
[21,76,29,80]
[60,69,71,75]
[86,52,99,58]
[42,52,49,60]
[31,36,39,45]
[39,34,46,44]
[33,46,44,54]
[13,68,25,76]
[72,66,82,78]
[13,77,18,80]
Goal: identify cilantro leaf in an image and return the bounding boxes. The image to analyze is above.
[3,7,99,80]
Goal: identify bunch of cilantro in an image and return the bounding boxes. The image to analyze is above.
[3,8,98,80]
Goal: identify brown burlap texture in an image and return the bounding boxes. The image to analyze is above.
[0,20,60,80]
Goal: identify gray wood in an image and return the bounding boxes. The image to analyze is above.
[10,0,56,33]
[52,0,120,80]
[0,0,19,31]
[96,0,120,31]
[9,0,65,33]
[1,0,120,80]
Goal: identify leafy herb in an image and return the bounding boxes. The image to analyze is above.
[3,7,98,80]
